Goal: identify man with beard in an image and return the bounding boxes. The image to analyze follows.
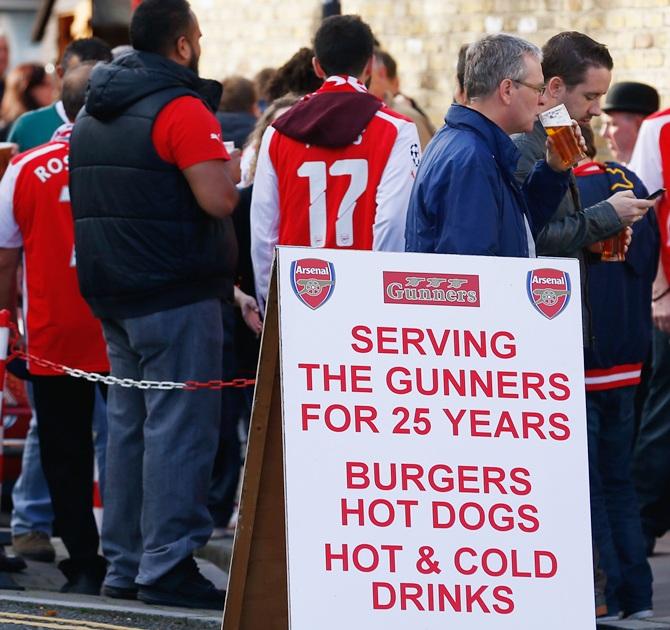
[514,32,651,285]
[513,32,654,622]
[69,0,239,610]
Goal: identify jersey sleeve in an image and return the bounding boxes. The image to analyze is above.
[250,126,280,315]
[152,96,230,170]
[629,120,664,194]
[0,161,24,248]
[373,120,421,251]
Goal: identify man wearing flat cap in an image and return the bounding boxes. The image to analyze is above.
[601,82,659,165]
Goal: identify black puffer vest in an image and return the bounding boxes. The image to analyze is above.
[70,51,237,319]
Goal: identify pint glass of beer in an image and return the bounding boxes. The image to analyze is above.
[0,142,17,179]
[601,230,626,262]
[539,104,585,168]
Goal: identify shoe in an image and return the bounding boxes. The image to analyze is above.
[627,609,654,620]
[0,572,23,591]
[12,531,56,563]
[209,527,228,541]
[101,584,138,600]
[597,612,623,621]
[58,557,106,596]
[137,556,225,610]
[0,548,27,573]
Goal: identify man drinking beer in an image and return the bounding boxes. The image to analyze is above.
[513,31,655,622]
[406,34,573,257]
[514,32,652,279]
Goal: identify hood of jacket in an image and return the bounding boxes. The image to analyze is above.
[85,50,222,120]
[272,90,383,148]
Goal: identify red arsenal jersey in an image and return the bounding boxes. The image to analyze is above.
[251,75,421,311]
[0,137,109,375]
[629,108,670,279]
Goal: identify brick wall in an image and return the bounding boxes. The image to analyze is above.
[194,0,670,133]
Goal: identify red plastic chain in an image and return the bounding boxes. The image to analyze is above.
[6,321,255,390]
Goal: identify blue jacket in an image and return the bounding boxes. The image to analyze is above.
[405,104,569,257]
[576,161,659,390]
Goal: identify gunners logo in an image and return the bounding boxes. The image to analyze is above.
[291,258,335,310]
[527,268,571,320]
[383,272,480,306]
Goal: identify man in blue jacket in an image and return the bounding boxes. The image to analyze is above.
[406,33,573,257]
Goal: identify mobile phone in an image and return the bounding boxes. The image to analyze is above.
[647,188,666,200]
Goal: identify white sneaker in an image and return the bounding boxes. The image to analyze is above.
[597,612,622,622]
[627,609,653,620]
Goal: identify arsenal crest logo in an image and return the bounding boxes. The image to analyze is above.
[527,268,571,320]
[290,258,335,310]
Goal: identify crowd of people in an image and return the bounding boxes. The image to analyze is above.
[0,0,667,620]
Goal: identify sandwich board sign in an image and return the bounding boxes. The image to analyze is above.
[222,247,594,630]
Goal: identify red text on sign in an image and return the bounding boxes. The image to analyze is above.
[301,403,378,433]
[297,363,373,393]
[345,461,532,495]
[351,326,517,359]
[325,543,402,573]
[372,582,515,614]
[454,547,557,579]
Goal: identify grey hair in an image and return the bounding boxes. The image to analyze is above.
[464,34,542,100]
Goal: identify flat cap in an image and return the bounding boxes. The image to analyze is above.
[603,81,659,116]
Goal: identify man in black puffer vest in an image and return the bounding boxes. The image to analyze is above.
[69,0,239,610]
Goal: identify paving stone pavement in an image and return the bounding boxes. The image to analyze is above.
[0,533,230,629]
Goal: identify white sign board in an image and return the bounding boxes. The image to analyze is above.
[276,247,594,630]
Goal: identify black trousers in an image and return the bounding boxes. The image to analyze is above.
[31,375,101,567]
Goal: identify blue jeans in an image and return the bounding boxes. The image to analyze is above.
[634,327,670,541]
[11,410,53,536]
[587,386,653,615]
[101,299,223,588]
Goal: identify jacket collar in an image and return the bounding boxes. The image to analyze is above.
[86,50,222,119]
[445,104,521,178]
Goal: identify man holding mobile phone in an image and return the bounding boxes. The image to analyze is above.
[512,32,655,621]
[574,124,658,622]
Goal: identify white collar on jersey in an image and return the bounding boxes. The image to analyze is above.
[50,122,74,143]
[55,100,68,124]
[324,75,368,93]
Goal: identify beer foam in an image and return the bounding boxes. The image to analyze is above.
[539,104,572,127]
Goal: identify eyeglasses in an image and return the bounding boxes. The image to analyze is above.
[512,79,547,96]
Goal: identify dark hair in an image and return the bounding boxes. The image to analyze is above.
[1,63,49,123]
[374,49,397,80]
[220,76,257,112]
[130,0,193,56]
[62,62,95,121]
[456,43,469,93]
[542,32,613,88]
[61,37,112,70]
[313,15,374,77]
[266,48,322,102]
[579,123,597,159]
[254,67,276,102]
